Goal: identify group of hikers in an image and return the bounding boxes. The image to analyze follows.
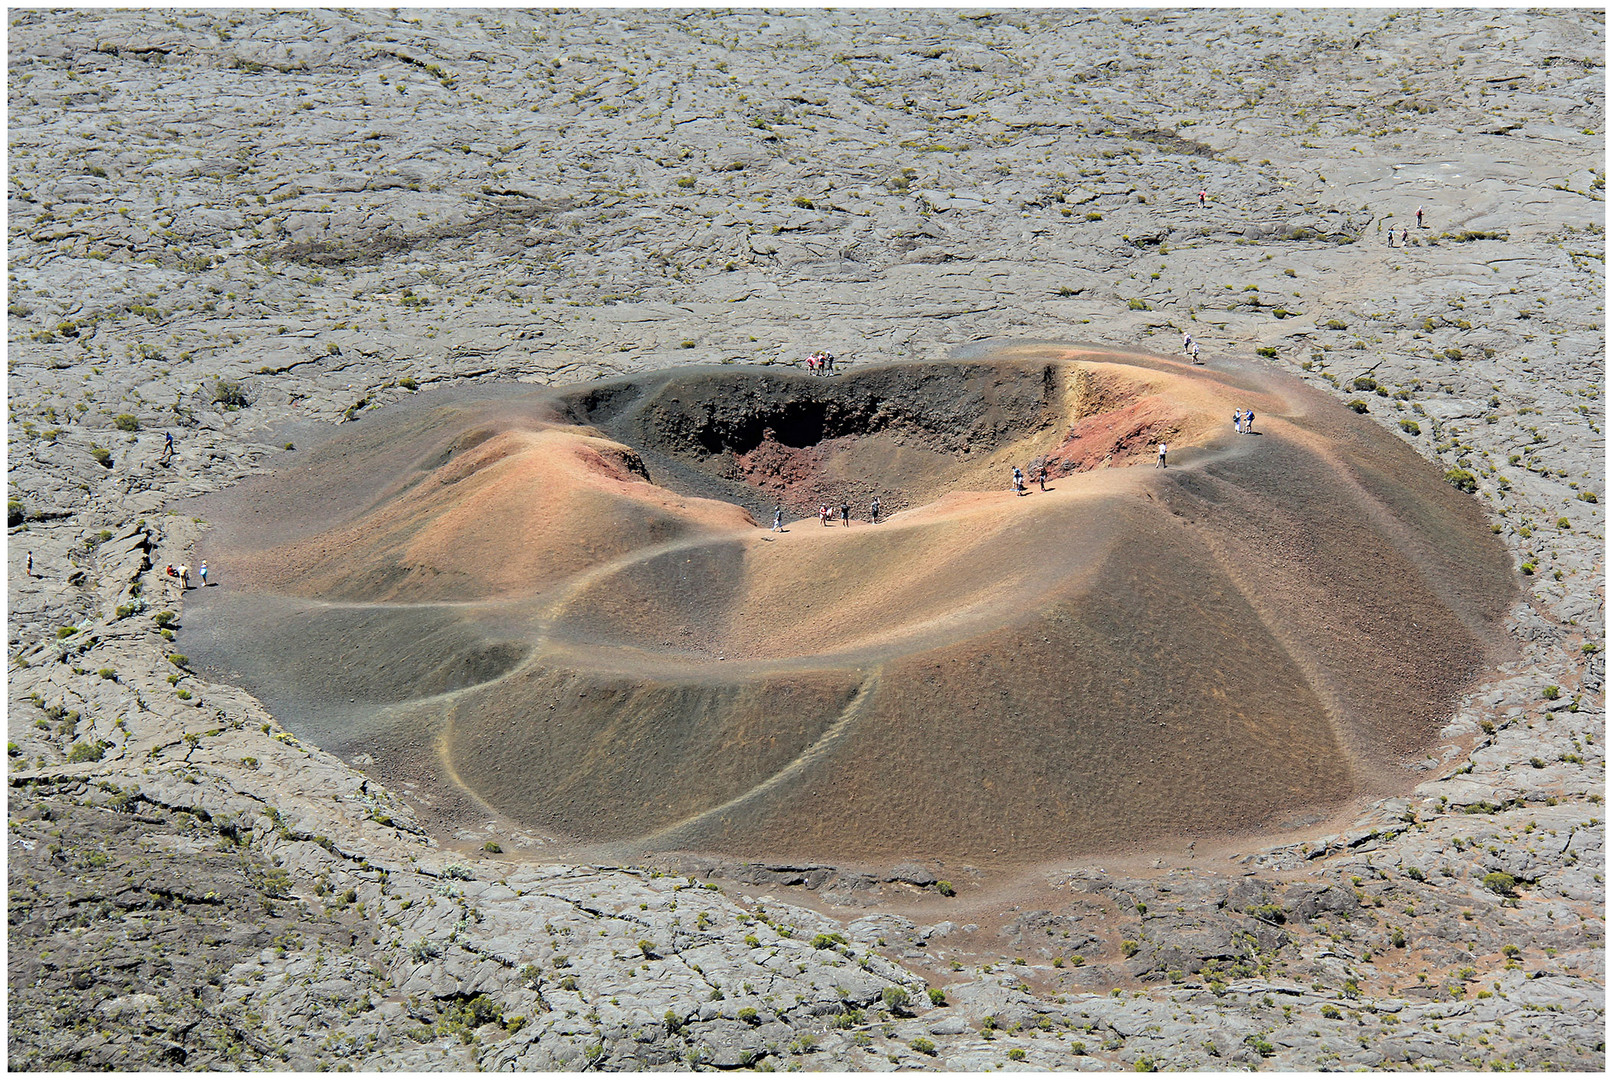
[1180,332,1202,364]
[1233,408,1257,435]
[804,351,839,376]
[770,496,883,531]
[164,561,207,589]
[1011,465,1050,495]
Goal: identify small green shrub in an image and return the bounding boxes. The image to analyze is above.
[936,880,955,896]
[1543,685,1560,700]
[213,381,248,408]
[1444,468,1477,493]
[482,841,502,853]
[881,986,909,1012]
[1121,939,1140,957]
[927,987,946,1006]
[168,653,189,668]
[1352,375,1377,391]
[90,446,113,466]
[1320,1004,1342,1019]
[399,377,418,390]
[910,1037,936,1056]
[1399,419,1421,435]
[8,498,24,526]
[114,414,140,431]
[1126,298,1150,311]
[811,932,847,949]
[1256,346,1277,358]
[737,1006,759,1024]
[1007,1048,1026,1061]
[1326,318,1349,331]
[792,195,814,209]
[1347,399,1369,413]
[1577,490,1598,504]
[1482,871,1516,896]
[67,740,107,763]
[57,626,79,639]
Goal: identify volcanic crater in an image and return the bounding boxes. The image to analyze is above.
[187,345,1516,865]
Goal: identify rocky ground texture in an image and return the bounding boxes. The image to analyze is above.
[7,7,1604,1071]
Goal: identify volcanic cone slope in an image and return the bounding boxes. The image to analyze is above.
[187,347,1515,864]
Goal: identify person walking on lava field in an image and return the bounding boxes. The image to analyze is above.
[160,430,175,463]
[1416,206,1424,228]
[1157,442,1168,468]
[1191,340,1201,364]
[1245,410,1256,435]
[773,506,784,532]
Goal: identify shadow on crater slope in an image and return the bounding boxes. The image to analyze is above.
[186,345,1516,865]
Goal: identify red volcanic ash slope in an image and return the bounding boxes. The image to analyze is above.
[186,350,1516,866]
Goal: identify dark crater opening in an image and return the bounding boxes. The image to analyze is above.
[558,361,1062,518]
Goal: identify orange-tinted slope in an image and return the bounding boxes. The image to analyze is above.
[187,349,1516,865]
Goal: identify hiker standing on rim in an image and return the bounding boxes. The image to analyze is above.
[840,502,850,526]
[1157,442,1168,468]
[870,496,880,524]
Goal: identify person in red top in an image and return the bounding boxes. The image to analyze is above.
[1198,190,1207,208]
